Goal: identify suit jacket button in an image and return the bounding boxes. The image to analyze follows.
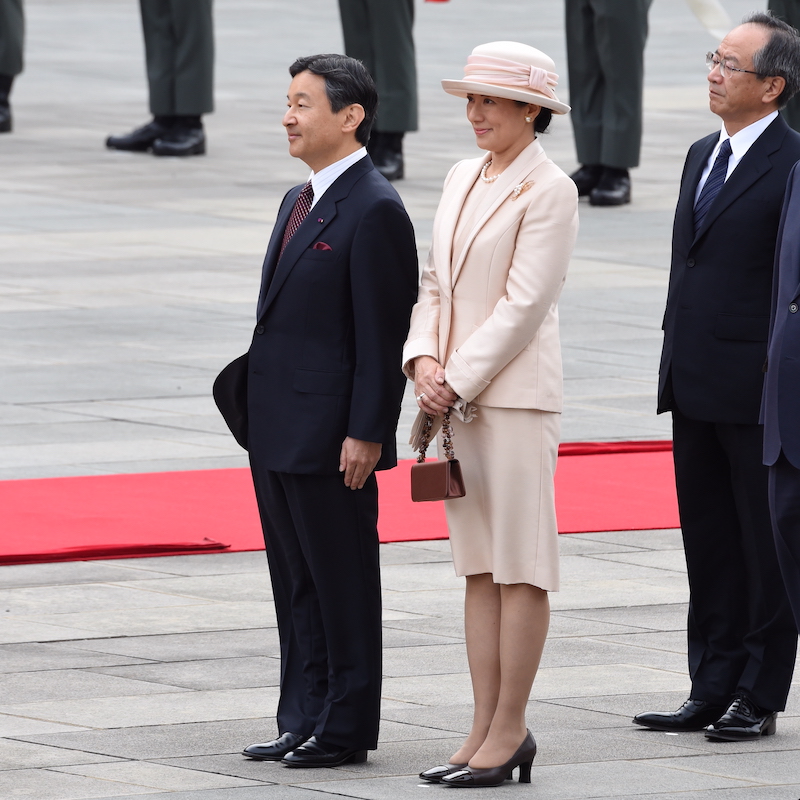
[686,258,695,268]
[790,303,798,314]
[256,324,265,334]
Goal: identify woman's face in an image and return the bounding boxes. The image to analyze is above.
[466,94,537,155]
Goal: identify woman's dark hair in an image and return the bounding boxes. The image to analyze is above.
[515,101,552,134]
[742,11,800,108]
[289,54,378,146]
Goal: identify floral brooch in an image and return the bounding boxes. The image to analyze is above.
[512,181,534,200]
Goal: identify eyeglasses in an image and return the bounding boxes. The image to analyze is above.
[706,52,761,78]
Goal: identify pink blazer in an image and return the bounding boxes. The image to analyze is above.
[402,138,579,410]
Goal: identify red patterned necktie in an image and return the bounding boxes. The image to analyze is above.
[279,181,314,258]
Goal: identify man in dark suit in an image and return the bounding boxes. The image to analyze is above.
[106,0,214,157]
[763,161,800,631]
[634,13,800,741]
[239,54,418,767]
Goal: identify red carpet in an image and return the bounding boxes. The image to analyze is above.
[0,442,679,566]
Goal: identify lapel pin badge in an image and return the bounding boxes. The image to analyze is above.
[317,218,324,223]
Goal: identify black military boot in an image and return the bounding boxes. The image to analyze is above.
[0,74,14,134]
[370,131,404,181]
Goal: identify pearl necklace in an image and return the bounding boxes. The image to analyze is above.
[480,160,502,183]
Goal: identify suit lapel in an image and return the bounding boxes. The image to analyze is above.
[433,159,483,298]
[695,117,788,242]
[450,139,547,287]
[258,157,372,319]
[256,185,300,319]
[675,134,716,248]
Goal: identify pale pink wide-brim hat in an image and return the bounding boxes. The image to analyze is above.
[442,41,570,115]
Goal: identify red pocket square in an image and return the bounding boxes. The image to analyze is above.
[312,241,332,251]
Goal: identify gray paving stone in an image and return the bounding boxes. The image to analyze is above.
[53,762,263,792]
[18,719,277,760]
[110,791,340,800]
[66,629,275,662]
[0,767,159,799]
[0,686,279,729]
[0,642,152,673]
[0,561,177,589]
[110,574,273,604]
[0,670,188,705]
[0,738,118,769]
[88,656,281,691]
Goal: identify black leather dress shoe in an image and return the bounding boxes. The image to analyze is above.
[106,120,170,152]
[152,126,206,157]
[633,698,726,731]
[281,735,368,767]
[242,731,308,761]
[705,696,777,741]
[569,164,602,196]
[590,167,631,206]
[0,105,10,134]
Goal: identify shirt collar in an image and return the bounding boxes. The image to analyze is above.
[719,110,779,161]
[308,147,368,208]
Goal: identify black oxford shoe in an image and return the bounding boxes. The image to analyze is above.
[633,698,726,732]
[705,696,777,741]
[152,126,206,157]
[569,164,602,196]
[106,120,170,152]
[281,735,367,767]
[242,731,308,761]
[589,167,631,206]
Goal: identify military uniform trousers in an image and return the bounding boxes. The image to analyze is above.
[338,0,417,133]
[566,0,652,169]
[140,0,214,116]
[0,0,24,77]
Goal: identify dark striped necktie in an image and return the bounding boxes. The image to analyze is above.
[279,181,314,258]
[694,138,732,234]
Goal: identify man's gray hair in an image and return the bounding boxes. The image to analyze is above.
[743,11,800,108]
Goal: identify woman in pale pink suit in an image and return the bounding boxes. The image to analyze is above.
[403,42,578,787]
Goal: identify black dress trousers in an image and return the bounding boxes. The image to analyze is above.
[672,408,797,712]
[769,453,800,632]
[248,461,383,750]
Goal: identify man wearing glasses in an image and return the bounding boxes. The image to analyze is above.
[634,12,800,741]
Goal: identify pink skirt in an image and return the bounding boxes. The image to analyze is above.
[440,405,560,590]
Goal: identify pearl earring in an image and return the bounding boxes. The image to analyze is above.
[525,116,532,123]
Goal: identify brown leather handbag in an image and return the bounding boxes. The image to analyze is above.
[410,411,466,502]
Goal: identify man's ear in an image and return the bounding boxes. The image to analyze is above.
[762,74,786,106]
[341,103,366,135]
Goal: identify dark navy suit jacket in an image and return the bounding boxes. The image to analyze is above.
[247,155,418,474]
[763,160,800,468]
[659,116,800,424]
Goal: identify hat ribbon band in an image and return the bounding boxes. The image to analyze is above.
[464,55,558,97]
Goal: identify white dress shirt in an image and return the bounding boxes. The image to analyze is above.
[308,147,368,209]
[694,111,779,204]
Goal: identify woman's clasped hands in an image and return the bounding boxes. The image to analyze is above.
[412,355,458,416]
